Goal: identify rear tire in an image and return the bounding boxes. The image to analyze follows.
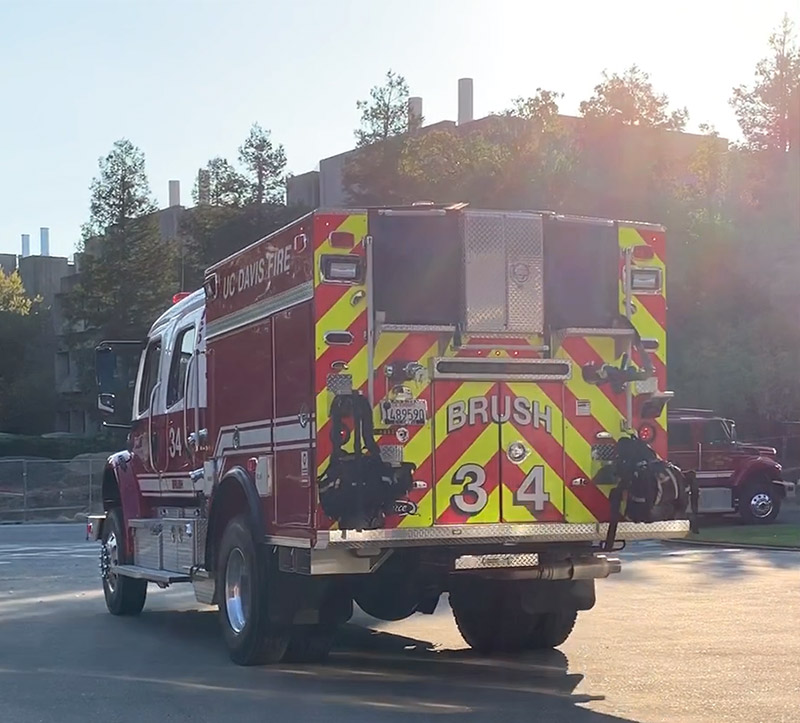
[450,582,536,654]
[102,507,147,616]
[526,609,578,649]
[739,481,781,525]
[217,514,290,665]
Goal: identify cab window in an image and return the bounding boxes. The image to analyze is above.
[166,326,197,408]
[702,420,731,445]
[669,422,692,450]
[137,339,162,416]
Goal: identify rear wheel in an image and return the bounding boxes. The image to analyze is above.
[525,609,578,649]
[739,480,781,524]
[450,580,579,654]
[217,515,290,665]
[450,582,532,654]
[101,507,147,616]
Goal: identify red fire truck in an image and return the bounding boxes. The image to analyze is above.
[90,205,688,665]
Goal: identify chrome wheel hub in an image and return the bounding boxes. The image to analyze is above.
[750,493,773,518]
[225,547,250,635]
[101,531,119,592]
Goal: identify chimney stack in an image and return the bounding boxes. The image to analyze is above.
[458,77,474,125]
[169,180,181,207]
[408,96,423,128]
[21,234,30,258]
[40,227,50,256]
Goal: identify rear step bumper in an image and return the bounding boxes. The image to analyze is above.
[316,519,690,549]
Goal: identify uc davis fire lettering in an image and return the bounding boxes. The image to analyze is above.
[447,396,552,434]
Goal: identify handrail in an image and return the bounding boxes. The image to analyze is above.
[147,381,162,474]
[183,352,196,460]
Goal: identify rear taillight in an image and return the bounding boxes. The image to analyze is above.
[638,422,656,443]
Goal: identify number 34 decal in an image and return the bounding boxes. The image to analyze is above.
[451,463,550,515]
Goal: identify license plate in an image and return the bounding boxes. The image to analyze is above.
[380,399,427,426]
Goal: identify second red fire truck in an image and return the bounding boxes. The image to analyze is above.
[90,204,689,664]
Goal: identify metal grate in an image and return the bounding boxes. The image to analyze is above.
[592,444,617,461]
[379,445,404,464]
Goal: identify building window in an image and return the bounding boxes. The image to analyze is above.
[56,351,70,381]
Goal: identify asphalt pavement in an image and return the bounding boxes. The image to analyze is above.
[0,524,798,722]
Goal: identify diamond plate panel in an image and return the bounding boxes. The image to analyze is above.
[463,211,506,331]
[505,213,544,332]
[321,519,690,548]
[326,373,353,396]
[462,211,544,333]
[455,552,540,570]
[634,377,659,395]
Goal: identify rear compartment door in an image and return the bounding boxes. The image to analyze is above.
[431,377,568,525]
[499,381,566,522]
[432,380,501,525]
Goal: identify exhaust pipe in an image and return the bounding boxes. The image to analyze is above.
[460,553,622,580]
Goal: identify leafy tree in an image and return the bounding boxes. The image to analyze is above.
[238,123,287,205]
[0,269,36,315]
[343,70,423,204]
[579,65,688,130]
[354,70,419,148]
[504,88,563,129]
[192,157,248,207]
[731,14,800,152]
[82,139,157,239]
[66,218,177,341]
[397,129,506,204]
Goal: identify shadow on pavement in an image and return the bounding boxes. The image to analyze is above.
[0,603,635,722]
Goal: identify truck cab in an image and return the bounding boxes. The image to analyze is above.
[668,408,789,523]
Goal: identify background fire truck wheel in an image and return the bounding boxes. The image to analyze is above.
[284,625,336,663]
[102,507,147,616]
[217,514,290,665]
[525,609,578,649]
[449,582,536,654]
[738,479,781,525]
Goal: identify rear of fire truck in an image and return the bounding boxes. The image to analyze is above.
[308,205,686,657]
[88,203,688,667]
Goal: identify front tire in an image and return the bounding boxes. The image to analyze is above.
[285,625,335,663]
[102,507,147,616]
[217,515,290,665]
[739,481,781,524]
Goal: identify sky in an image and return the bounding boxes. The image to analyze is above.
[0,0,794,260]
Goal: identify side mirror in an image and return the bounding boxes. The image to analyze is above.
[96,345,118,393]
[98,392,116,415]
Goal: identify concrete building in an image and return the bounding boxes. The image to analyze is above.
[288,77,728,224]
[0,253,15,276]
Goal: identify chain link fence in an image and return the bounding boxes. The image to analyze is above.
[0,457,108,523]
